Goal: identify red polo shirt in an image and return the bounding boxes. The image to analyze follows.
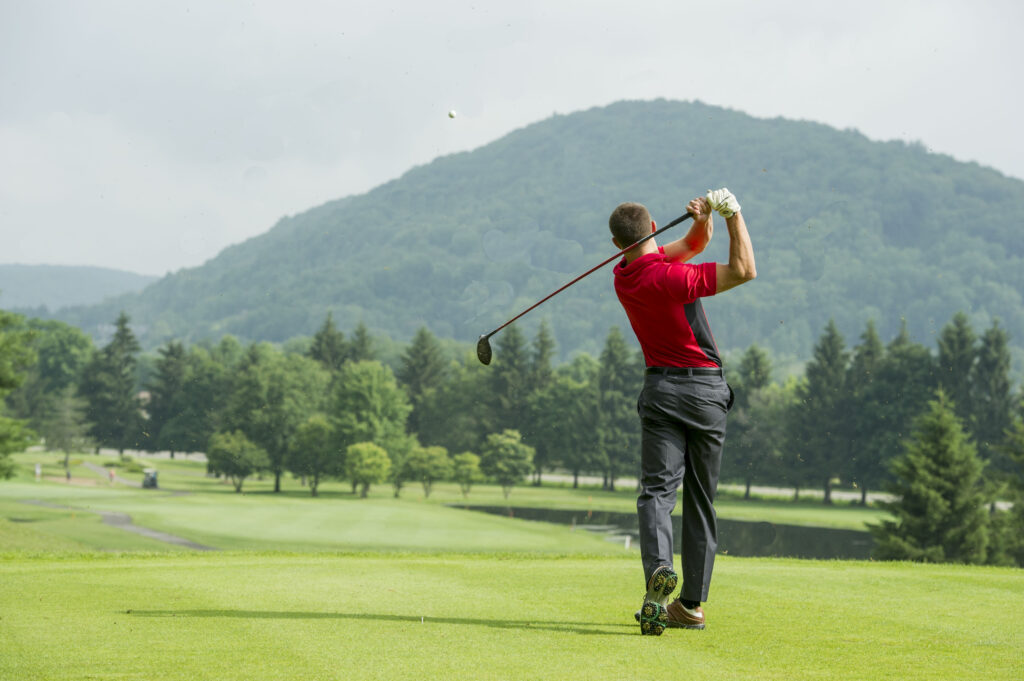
[613,247,721,368]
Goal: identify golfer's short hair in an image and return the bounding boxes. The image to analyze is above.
[608,202,652,247]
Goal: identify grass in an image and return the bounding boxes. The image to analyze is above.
[1,552,1021,680]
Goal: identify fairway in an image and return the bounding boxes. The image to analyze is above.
[1,552,1021,681]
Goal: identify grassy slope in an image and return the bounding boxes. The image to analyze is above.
[1,553,1021,681]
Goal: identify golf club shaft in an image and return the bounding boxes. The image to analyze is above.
[483,212,694,340]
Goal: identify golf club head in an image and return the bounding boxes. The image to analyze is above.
[476,334,492,365]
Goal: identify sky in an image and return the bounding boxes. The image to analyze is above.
[2,0,1021,276]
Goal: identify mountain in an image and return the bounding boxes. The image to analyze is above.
[49,100,1024,367]
[0,264,157,312]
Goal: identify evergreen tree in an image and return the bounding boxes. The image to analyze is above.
[145,341,187,456]
[490,323,530,435]
[397,326,448,436]
[531,372,601,488]
[724,345,783,498]
[525,320,557,484]
[308,312,348,372]
[79,312,142,455]
[598,326,641,491]
[873,321,937,482]
[936,311,976,424]
[998,410,1024,566]
[845,320,887,504]
[416,354,491,454]
[970,320,1014,474]
[871,391,990,564]
[348,322,376,362]
[530,319,556,391]
[791,320,848,503]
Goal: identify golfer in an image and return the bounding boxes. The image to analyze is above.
[609,188,755,635]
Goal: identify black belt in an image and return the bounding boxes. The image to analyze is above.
[645,366,723,377]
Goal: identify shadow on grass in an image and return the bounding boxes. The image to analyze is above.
[126,609,634,636]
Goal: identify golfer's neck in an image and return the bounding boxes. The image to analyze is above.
[624,239,658,264]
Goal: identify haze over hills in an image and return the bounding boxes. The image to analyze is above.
[0,264,157,312]
[42,100,1024,370]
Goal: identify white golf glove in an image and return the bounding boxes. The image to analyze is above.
[705,188,741,218]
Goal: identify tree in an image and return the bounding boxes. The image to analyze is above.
[452,451,482,498]
[936,311,976,424]
[331,360,412,494]
[396,326,448,436]
[871,391,990,564]
[998,410,1024,566]
[206,430,270,493]
[39,385,90,468]
[348,322,376,362]
[872,321,937,491]
[490,323,530,435]
[5,319,91,431]
[597,326,641,491]
[844,320,887,504]
[0,309,36,476]
[145,341,188,457]
[405,444,451,497]
[531,372,601,488]
[225,344,330,492]
[479,429,535,499]
[309,312,348,372]
[970,320,1014,474]
[79,312,142,455]
[524,320,558,484]
[288,414,341,497]
[791,320,848,503]
[346,441,391,497]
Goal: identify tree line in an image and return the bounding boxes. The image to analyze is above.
[1,307,1023,566]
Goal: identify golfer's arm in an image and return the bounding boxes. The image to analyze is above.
[715,212,756,293]
[663,216,713,263]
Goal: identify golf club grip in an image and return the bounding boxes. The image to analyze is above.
[486,212,694,337]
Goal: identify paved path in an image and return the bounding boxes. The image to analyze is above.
[21,499,217,551]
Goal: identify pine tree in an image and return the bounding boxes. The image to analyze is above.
[791,320,848,503]
[936,311,976,424]
[349,322,376,362]
[845,320,887,504]
[725,345,780,498]
[79,312,142,455]
[871,390,990,564]
[145,341,187,456]
[490,323,530,434]
[526,320,557,483]
[598,326,641,491]
[308,312,348,372]
[397,326,448,436]
[970,320,1013,473]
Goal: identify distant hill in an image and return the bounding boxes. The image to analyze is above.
[0,264,157,312]
[49,100,1024,371]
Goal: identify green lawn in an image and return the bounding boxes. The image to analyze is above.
[1,552,1020,681]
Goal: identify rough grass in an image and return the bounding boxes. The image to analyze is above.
[1,552,1020,681]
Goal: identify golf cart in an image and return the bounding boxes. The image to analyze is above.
[142,468,159,489]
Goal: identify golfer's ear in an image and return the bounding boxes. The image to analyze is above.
[612,237,622,249]
[651,220,657,233]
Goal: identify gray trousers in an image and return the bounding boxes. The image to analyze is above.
[636,372,733,603]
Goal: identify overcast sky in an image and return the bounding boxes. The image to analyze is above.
[2,0,1021,276]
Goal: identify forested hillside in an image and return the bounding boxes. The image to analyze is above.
[0,265,156,312]
[52,100,1024,366]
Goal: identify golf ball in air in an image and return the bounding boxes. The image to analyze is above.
[448,110,457,119]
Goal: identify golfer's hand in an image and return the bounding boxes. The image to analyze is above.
[706,188,741,219]
[687,197,711,225]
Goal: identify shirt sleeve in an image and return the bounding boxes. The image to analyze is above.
[664,261,717,302]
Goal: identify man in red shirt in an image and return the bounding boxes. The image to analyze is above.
[610,188,756,635]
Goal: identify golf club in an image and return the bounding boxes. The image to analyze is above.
[477,211,694,365]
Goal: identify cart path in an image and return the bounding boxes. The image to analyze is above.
[21,499,217,551]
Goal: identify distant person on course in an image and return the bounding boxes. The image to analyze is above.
[609,188,755,635]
